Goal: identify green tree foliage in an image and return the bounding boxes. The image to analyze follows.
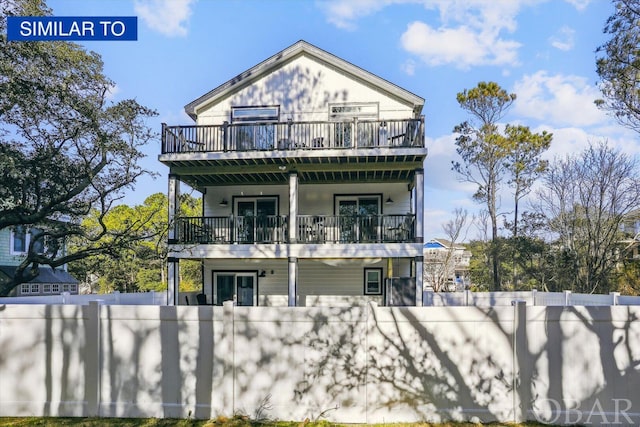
[596,0,640,132]
[503,125,552,238]
[535,142,640,293]
[69,193,202,294]
[0,0,157,295]
[453,82,515,291]
[453,82,551,290]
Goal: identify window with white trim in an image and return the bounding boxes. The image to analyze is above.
[52,284,59,293]
[10,226,49,255]
[30,283,39,294]
[329,102,378,121]
[43,284,52,294]
[11,226,27,254]
[231,106,279,122]
[21,283,30,294]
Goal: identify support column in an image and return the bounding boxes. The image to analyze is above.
[288,257,297,307]
[415,256,424,307]
[288,171,298,243]
[414,168,424,244]
[167,257,179,306]
[168,174,180,244]
[167,175,181,306]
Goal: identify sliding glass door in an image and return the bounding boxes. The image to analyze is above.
[336,196,380,242]
[213,272,257,306]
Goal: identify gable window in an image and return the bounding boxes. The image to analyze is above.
[230,106,279,151]
[231,106,279,122]
[11,226,27,254]
[11,226,48,255]
[329,103,379,147]
[329,103,378,121]
[364,268,383,295]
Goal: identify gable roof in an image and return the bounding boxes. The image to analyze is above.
[184,40,425,120]
[424,238,467,250]
[0,266,78,284]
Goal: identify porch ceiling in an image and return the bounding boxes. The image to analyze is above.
[163,154,425,189]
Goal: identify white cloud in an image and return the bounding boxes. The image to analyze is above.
[549,25,575,51]
[105,84,120,100]
[400,20,521,69]
[564,0,591,11]
[315,0,391,30]
[400,0,541,69]
[134,0,196,37]
[401,58,417,76]
[320,0,544,68]
[512,71,607,127]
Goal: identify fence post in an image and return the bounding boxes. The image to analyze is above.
[610,291,620,306]
[222,300,235,415]
[85,301,101,417]
[564,290,571,306]
[532,288,537,306]
[511,300,527,423]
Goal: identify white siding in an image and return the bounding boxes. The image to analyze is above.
[195,55,415,125]
[202,257,416,307]
[204,182,412,217]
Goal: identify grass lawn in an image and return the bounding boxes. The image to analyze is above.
[0,418,557,427]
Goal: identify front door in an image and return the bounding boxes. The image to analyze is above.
[213,272,257,306]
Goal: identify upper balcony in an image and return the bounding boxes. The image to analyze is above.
[160,117,427,189]
[161,118,425,154]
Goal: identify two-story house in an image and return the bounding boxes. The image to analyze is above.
[0,226,79,297]
[424,238,471,292]
[160,40,427,307]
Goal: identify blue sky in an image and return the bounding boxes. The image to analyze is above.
[47,0,637,239]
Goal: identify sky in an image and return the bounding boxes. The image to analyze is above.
[45,0,638,240]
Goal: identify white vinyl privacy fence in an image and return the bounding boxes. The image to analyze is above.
[422,289,639,307]
[2,290,639,307]
[0,301,639,425]
[0,291,167,306]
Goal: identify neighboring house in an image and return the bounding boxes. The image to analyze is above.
[619,209,640,261]
[159,40,427,306]
[423,238,471,292]
[0,226,79,296]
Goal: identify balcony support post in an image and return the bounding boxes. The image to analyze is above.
[288,257,297,307]
[168,174,180,244]
[414,168,424,244]
[415,255,424,307]
[167,257,179,306]
[222,121,229,152]
[288,171,298,243]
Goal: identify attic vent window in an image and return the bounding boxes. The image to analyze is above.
[329,102,378,121]
[231,106,279,122]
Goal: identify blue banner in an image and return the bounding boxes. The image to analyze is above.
[7,16,138,41]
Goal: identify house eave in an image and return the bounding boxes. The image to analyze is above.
[184,40,425,120]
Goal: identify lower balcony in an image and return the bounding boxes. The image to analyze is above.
[173,214,415,245]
